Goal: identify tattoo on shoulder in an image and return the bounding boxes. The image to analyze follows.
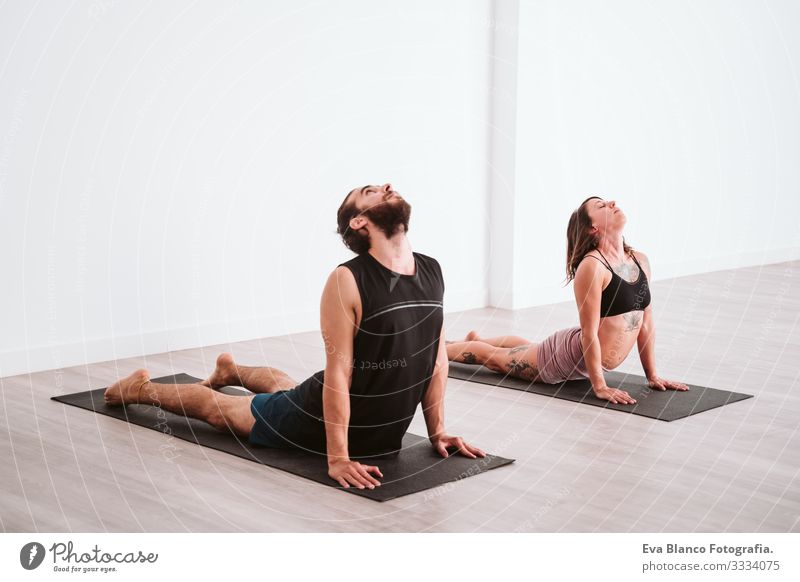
[623,312,642,332]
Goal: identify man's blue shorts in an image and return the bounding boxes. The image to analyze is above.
[248,377,325,451]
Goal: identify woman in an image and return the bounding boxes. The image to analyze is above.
[446,196,688,404]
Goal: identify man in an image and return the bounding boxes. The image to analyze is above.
[105,183,484,489]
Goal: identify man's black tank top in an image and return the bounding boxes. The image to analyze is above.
[288,251,444,457]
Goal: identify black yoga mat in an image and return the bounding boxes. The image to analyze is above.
[448,363,752,421]
[52,373,513,501]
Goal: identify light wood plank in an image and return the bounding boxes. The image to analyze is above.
[1,261,798,532]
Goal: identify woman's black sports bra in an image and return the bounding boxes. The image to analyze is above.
[586,250,651,318]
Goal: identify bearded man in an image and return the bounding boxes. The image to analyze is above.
[105,183,484,489]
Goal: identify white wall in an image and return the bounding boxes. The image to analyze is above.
[487,0,520,309]
[3,1,799,376]
[506,0,800,308]
[0,0,493,377]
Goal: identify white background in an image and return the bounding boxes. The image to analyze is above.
[0,533,797,581]
[1,0,798,376]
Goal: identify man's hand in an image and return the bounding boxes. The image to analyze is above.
[328,459,383,489]
[647,376,689,391]
[594,385,637,405]
[430,434,486,459]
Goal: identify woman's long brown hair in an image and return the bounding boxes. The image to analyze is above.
[566,196,632,282]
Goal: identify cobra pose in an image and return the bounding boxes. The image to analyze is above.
[105,183,484,490]
[446,196,688,405]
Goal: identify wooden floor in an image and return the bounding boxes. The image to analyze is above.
[2,262,799,532]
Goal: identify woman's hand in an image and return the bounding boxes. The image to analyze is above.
[647,376,689,391]
[328,459,383,489]
[594,385,637,405]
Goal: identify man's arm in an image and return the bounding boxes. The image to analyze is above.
[320,266,383,489]
[422,327,485,459]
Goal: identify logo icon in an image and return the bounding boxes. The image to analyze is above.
[20,542,46,570]
[388,272,401,293]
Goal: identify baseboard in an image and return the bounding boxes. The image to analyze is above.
[9,248,790,379]
[443,286,489,313]
[0,288,490,379]
[502,247,800,311]
[653,247,800,281]
[0,311,319,379]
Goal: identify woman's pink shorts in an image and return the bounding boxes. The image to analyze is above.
[535,327,589,384]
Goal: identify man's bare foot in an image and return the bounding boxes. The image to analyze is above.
[104,369,150,405]
[201,352,238,389]
[465,331,480,341]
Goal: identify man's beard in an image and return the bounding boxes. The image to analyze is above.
[362,196,412,239]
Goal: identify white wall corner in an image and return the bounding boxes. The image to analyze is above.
[487,0,521,309]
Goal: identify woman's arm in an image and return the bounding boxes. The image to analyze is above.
[634,252,657,379]
[574,258,637,404]
[637,305,658,379]
[633,252,689,392]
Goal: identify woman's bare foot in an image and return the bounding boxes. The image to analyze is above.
[104,369,150,405]
[465,330,480,341]
[201,353,238,389]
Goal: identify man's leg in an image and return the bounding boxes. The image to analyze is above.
[201,353,297,393]
[104,369,256,437]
